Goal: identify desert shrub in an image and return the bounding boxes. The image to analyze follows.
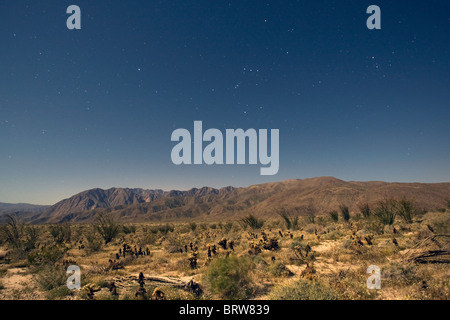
[422,211,450,234]
[359,203,371,218]
[204,256,254,300]
[328,210,339,222]
[306,212,316,224]
[85,231,103,253]
[269,279,338,300]
[49,224,71,244]
[289,236,304,249]
[47,285,72,300]
[223,222,234,233]
[34,265,68,292]
[93,213,120,244]
[189,222,197,231]
[0,214,24,249]
[240,215,264,230]
[267,261,293,277]
[27,245,67,266]
[383,262,419,287]
[138,232,158,246]
[277,208,299,230]
[447,199,450,210]
[374,199,397,225]
[328,268,378,300]
[395,198,415,224]
[340,205,350,222]
[121,224,136,235]
[363,218,385,235]
[149,223,174,235]
[23,226,40,252]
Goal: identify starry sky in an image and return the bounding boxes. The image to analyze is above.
[1,0,450,205]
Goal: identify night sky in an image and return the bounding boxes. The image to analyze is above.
[1,1,449,205]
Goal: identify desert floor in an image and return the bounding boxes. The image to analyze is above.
[0,210,449,300]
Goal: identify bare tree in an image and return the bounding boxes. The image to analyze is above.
[0,214,24,249]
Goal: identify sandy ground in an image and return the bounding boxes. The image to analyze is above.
[0,267,44,300]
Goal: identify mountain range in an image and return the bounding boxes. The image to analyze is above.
[2,177,449,224]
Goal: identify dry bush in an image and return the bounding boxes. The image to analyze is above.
[269,279,339,300]
[240,215,264,230]
[374,199,397,226]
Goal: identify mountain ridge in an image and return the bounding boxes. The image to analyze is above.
[9,177,448,224]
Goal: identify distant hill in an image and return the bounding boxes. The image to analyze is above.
[0,202,50,215]
[19,177,450,224]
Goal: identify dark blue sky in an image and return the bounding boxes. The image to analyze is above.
[1,1,449,204]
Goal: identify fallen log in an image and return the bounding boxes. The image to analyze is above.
[409,250,450,264]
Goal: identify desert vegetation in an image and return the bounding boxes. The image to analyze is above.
[0,198,449,300]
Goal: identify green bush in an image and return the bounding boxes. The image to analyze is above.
[47,285,72,300]
[204,256,254,300]
[340,205,350,222]
[328,210,339,222]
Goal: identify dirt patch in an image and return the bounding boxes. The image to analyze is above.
[0,268,44,300]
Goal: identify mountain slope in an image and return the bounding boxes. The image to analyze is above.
[24,177,450,224]
[34,188,165,223]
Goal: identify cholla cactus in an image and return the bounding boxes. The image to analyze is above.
[218,238,227,250]
[81,283,100,300]
[107,282,118,296]
[135,286,147,298]
[188,252,198,269]
[300,263,316,280]
[248,241,262,255]
[152,287,165,300]
[263,237,280,251]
